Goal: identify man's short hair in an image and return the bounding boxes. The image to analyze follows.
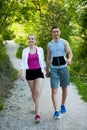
[51,26,60,31]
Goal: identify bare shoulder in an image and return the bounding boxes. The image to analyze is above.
[63,39,69,47]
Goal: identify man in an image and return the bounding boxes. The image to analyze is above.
[46,26,73,119]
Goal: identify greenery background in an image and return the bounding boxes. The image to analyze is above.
[0,0,87,109]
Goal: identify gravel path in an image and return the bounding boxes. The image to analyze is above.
[0,41,87,130]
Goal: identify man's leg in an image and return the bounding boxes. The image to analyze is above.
[60,67,69,113]
[52,88,59,110]
[50,68,60,118]
[52,88,60,119]
[61,87,67,105]
[61,87,67,113]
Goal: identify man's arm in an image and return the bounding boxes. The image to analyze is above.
[65,41,73,65]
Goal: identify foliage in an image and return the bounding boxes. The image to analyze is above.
[77,1,87,59]
[0,41,18,105]
[70,0,87,77]
[0,0,17,40]
[0,101,6,110]
[0,42,9,65]
[36,1,73,58]
[16,44,27,59]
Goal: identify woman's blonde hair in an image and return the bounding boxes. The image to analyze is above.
[28,34,36,39]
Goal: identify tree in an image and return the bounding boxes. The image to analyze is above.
[37,1,72,56]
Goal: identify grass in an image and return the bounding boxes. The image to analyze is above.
[0,100,6,110]
[70,75,87,102]
[0,41,18,110]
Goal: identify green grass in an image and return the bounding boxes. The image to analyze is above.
[0,100,6,110]
[70,75,87,102]
[0,41,18,110]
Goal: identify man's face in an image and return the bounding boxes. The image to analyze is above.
[52,28,61,40]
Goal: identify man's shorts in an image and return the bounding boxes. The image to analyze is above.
[50,67,70,88]
[26,68,44,80]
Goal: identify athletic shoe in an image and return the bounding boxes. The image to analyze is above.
[61,105,66,113]
[53,111,60,119]
[35,115,40,123]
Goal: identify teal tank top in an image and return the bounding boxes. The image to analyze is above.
[48,38,67,68]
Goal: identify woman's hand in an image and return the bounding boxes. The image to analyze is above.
[20,69,25,81]
[45,70,50,78]
[20,74,25,81]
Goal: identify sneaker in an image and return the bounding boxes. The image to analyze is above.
[53,111,60,119]
[35,115,40,123]
[61,105,66,113]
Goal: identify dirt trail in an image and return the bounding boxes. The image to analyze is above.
[0,41,87,130]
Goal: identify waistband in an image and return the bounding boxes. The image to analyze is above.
[52,56,66,66]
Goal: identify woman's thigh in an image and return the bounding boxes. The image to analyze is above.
[27,80,35,92]
[34,78,44,93]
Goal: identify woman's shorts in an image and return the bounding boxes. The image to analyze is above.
[50,67,70,88]
[26,68,44,80]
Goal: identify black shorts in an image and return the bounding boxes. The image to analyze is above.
[26,68,44,80]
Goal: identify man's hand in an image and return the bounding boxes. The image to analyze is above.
[66,58,72,66]
[45,70,50,78]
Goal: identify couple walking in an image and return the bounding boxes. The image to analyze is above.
[20,26,73,123]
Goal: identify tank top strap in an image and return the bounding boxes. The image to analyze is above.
[36,48,37,53]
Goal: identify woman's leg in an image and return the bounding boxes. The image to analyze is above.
[34,78,43,115]
[27,80,35,102]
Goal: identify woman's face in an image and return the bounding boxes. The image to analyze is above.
[28,35,36,45]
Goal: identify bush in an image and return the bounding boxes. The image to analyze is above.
[0,41,18,110]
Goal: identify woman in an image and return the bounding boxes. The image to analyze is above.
[20,34,46,123]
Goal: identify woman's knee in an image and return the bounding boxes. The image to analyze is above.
[35,89,41,97]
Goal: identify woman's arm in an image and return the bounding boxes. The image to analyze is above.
[20,49,25,80]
